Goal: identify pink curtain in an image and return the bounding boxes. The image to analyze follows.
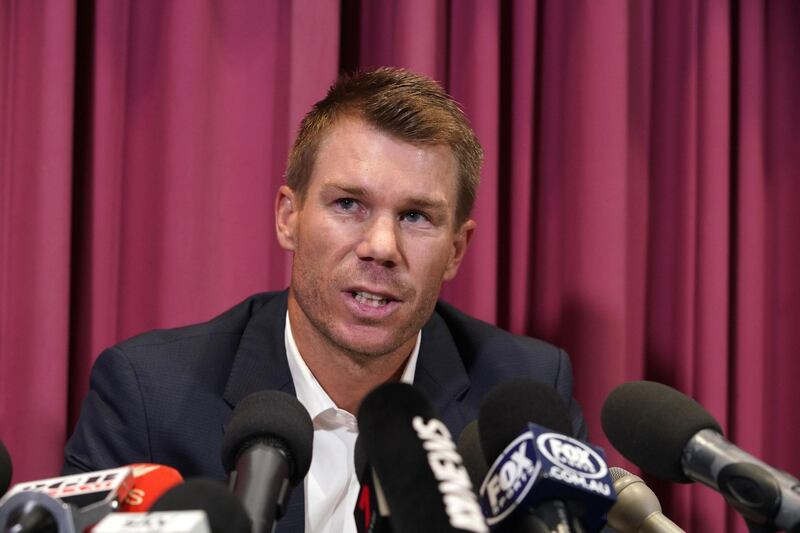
[1,1,798,531]
[0,0,76,484]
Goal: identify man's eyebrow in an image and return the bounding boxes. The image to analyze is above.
[403,196,448,212]
[324,183,368,197]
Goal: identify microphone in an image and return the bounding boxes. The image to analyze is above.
[149,477,252,533]
[118,463,184,512]
[457,421,489,493]
[94,510,211,533]
[478,379,574,463]
[357,382,488,533]
[220,390,314,533]
[607,467,684,533]
[0,491,76,532]
[0,440,11,497]
[353,435,391,533]
[477,379,616,532]
[0,466,134,532]
[601,380,800,532]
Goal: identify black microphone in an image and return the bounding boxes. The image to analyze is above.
[601,380,800,532]
[459,422,550,533]
[607,467,684,532]
[150,477,252,533]
[0,440,11,497]
[477,379,616,533]
[457,421,489,492]
[353,435,391,533]
[478,379,574,463]
[357,382,488,533]
[457,420,549,533]
[221,390,314,533]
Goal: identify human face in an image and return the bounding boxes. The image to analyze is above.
[275,117,474,358]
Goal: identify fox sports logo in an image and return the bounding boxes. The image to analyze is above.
[537,433,608,479]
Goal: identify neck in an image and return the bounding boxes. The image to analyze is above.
[287,297,417,414]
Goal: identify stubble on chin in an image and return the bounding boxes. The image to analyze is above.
[289,262,435,361]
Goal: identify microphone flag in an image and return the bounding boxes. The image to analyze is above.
[479,423,616,532]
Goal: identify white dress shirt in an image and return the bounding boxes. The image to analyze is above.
[285,313,420,533]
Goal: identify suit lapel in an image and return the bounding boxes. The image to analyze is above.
[223,290,295,406]
[415,310,472,432]
[219,293,471,532]
[221,290,305,532]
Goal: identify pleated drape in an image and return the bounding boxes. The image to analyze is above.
[1,2,798,530]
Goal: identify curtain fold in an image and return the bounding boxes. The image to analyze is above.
[67,0,341,419]
[1,2,797,531]
[0,0,76,481]
[733,0,800,489]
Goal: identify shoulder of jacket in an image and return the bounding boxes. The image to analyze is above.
[433,299,559,356]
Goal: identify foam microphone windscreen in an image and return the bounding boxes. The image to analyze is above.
[150,477,251,533]
[220,390,313,486]
[0,440,11,496]
[354,434,369,484]
[477,378,573,463]
[358,382,486,533]
[457,420,488,490]
[118,463,183,512]
[353,433,393,533]
[601,380,722,482]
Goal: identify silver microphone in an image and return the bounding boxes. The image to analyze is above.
[607,467,684,533]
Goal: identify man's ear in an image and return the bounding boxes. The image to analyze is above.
[443,218,476,281]
[275,185,299,251]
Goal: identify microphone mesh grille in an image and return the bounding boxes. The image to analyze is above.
[609,466,629,483]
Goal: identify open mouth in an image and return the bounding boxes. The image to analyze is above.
[350,290,394,308]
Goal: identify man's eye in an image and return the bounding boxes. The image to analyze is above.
[401,211,428,224]
[335,198,357,211]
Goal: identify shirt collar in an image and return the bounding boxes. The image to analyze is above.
[284,312,421,422]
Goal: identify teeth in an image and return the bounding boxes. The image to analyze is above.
[354,291,389,307]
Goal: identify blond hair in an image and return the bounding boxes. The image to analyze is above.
[286,68,483,224]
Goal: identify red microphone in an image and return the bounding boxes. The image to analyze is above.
[118,463,183,512]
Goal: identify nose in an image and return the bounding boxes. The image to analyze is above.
[356,213,401,267]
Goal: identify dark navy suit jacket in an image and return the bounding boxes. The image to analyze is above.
[63,290,586,532]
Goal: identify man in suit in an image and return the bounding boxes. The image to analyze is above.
[64,68,586,532]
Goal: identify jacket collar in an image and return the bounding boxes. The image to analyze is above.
[223,290,295,407]
[221,291,471,532]
[220,291,304,533]
[416,310,470,417]
[222,290,471,416]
